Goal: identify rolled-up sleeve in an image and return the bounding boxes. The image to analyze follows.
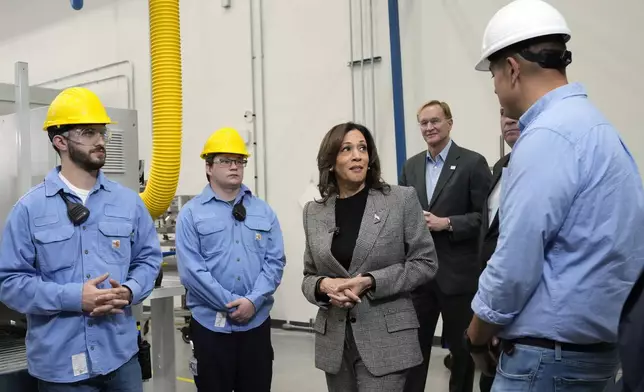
[473,128,580,325]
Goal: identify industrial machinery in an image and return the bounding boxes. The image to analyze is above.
[156,195,194,266]
[153,195,195,344]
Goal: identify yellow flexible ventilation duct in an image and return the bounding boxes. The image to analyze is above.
[140,0,183,218]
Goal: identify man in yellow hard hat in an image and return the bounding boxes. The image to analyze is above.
[176,127,286,392]
[0,87,162,391]
[464,1,644,390]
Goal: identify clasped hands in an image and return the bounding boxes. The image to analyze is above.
[82,273,132,317]
[226,298,256,324]
[319,275,373,309]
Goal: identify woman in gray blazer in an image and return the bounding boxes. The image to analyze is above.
[301,122,439,392]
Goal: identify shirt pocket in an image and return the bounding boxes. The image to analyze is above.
[33,224,78,274]
[242,216,271,254]
[196,220,227,257]
[97,221,133,264]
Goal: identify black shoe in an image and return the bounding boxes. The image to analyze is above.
[443,353,453,370]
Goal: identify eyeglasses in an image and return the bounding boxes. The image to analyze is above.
[213,158,248,168]
[68,127,112,144]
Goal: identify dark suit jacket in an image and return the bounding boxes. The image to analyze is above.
[478,153,511,270]
[399,141,491,295]
[618,266,644,392]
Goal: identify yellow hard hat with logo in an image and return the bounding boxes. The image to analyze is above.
[200,127,250,159]
[42,87,114,130]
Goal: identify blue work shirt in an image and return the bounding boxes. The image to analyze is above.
[426,139,452,202]
[176,184,286,333]
[0,167,162,383]
[473,83,644,344]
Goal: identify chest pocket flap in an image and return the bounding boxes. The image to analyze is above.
[33,225,77,273]
[98,221,133,264]
[243,216,271,253]
[243,216,271,232]
[34,225,75,244]
[196,220,227,256]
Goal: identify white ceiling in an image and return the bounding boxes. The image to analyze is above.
[0,0,119,43]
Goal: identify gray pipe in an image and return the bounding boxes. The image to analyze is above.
[15,62,31,197]
[369,0,376,138]
[360,0,366,124]
[349,0,356,121]
[34,60,136,111]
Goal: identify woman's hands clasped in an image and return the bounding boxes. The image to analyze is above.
[319,275,373,309]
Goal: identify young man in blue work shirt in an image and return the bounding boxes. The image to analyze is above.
[176,127,286,392]
[464,1,644,391]
[0,87,162,391]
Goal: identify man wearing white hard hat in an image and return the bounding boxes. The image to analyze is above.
[462,1,644,391]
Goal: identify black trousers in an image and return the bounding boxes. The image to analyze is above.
[404,285,475,392]
[479,374,494,392]
[190,317,274,392]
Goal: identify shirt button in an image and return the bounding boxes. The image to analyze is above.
[237,277,241,281]
[88,321,93,327]
[236,240,239,244]
[86,274,91,279]
[350,317,357,323]
[90,346,95,351]
[236,258,240,262]
[84,250,89,255]
[82,226,87,231]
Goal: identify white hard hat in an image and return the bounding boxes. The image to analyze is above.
[475,0,571,71]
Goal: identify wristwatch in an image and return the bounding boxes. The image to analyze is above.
[447,217,453,232]
[463,329,488,353]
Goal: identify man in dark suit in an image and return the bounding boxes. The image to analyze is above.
[477,107,520,392]
[617,267,644,392]
[400,100,491,392]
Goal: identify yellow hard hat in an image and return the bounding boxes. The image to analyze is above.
[42,87,114,131]
[200,127,250,159]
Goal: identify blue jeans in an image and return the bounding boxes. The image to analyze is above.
[492,343,619,392]
[38,354,142,392]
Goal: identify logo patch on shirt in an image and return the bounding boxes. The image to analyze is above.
[255,233,262,241]
[112,239,121,249]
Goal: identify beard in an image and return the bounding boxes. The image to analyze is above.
[68,142,106,172]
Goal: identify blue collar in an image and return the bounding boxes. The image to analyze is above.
[44,166,112,197]
[427,138,453,163]
[199,183,252,205]
[519,82,587,132]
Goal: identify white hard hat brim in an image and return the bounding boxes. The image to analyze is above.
[475,58,491,72]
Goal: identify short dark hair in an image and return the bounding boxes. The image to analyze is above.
[47,124,77,154]
[204,154,216,182]
[315,122,389,203]
[489,34,571,74]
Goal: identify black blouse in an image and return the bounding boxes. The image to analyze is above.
[331,185,369,270]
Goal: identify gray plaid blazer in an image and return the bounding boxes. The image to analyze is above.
[301,185,439,376]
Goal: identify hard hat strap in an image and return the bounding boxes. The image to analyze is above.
[518,48,572,70]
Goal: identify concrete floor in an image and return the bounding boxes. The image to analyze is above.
[146,326,480,392]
